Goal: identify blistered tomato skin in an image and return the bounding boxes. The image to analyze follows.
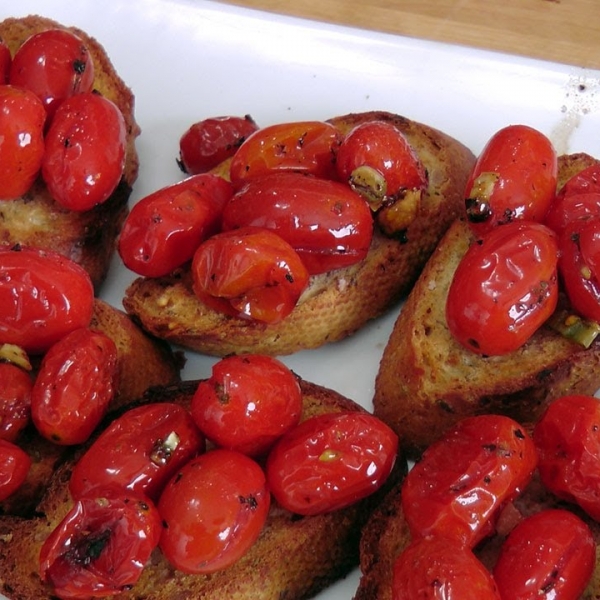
[0,85,46,200]
[465,124,557,236]
[118,174,233,277]
[446,221,559,356]
[69,402,205,502]
[0,40,10,83]
[401,414,537,548]
[392,536,501,600]
[0,363,32,443]
[266,411,398,516]
[544,192,600,236]
[158,449,270,574]
[0,439,31,501]
[493,509,595,600]
[229,120,342,185]
[0,245,94,355]
[192,354,302,456]
[40,487,161,599]
[42,92,126,211]
[222,172,374,274]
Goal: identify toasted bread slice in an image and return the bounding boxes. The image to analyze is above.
[122,110,475,356]
[0,378,406,600]
[373,152,600,458]
[0,15,139,289]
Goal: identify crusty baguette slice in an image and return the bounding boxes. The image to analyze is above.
[0,15,140,289]
[122,110,475,356]
[0,378,406,600]
[373,152,600,458]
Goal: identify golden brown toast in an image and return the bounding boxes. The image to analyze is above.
[0,15,139,290]
[373,152,600,458]
[122,110,476,356]
[0,379,406,600]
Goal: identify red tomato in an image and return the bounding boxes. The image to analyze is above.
[534,394,600,520]
[0,363,32,442]
[0,39,11,83]
[191,226,309,323]
[69,402,205,502]
[465,124,557,236]
[10,28,94,118]
[401,414,537,548]
[266,411,398,516]
[446,221,559,356]
[178,115,259,174]
[0,439,31,501]
[31,328,118,445]
[0,245,94,354]
[42,92,126,211]
[158,449,270,574]
[40,486,161,599]
[392,536,501,600]
[493,509,595,600]
[191,354,302,456]
[229,120,342,186]
[0,84,46,199]
[118,174,233,277]
[556,161,600,199]
[222,172,373,274]
[544,192,600,235]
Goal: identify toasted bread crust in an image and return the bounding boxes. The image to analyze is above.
[0,15,140,289]
[373,153,600,457]
[122,110,476,356]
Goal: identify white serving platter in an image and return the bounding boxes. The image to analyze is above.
[1,0,600,598]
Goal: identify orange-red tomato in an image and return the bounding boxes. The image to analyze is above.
[0,363,32,443]
[0,439,31,501]
[0,39,10,84]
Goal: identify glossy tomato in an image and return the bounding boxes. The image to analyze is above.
[222,172,373,274]
[446,221,559,356]
[493,509,595,600]
[544,192,600,235]
[0,362,32,442]
[0,39,10,84]
[229,120,342,186]
[266,411,398,516]
[42,92,126,211]
[69,402,205,502]
[0,245,94,354]
[0,439,31,501]
[31,328,118,445]
[465,124,557,236]
[178,115,259,174]
[556,161,600,199]
[158,448,270,574]
[191,354,302,456]
[191,226,309,323]
[0,84,46,199]
[401,414,537,548]
[40,486,161,599]
[10,28,94,118]
[118,174,233,277]
[392,536,501,600]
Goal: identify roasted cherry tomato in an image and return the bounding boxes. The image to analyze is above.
[178,115,259,174]
[10,28,94,118]
[534,394,600,520]
[191,354,302,456]
[401,414,537,548]
[158,448,270,574]
[69,402,205,502]
[118,174,233,277]
[544,192,600,235]
[465,124,557,236]
[493,509,595,600]
[222,172,373,274]
[42,92,126,211]
[446,221,559,356]
[0,84,46,200]
[392,536,501,600]
[0,362,32,442]
[31,328,118,445]
[0,245,94,354]
[40,486,161,599]
[191,226,309,323]
[0,39,10,84]
[229,120,342,186]
[0,439,31,501]
[266,411,398,516]
[556,161,600,199]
